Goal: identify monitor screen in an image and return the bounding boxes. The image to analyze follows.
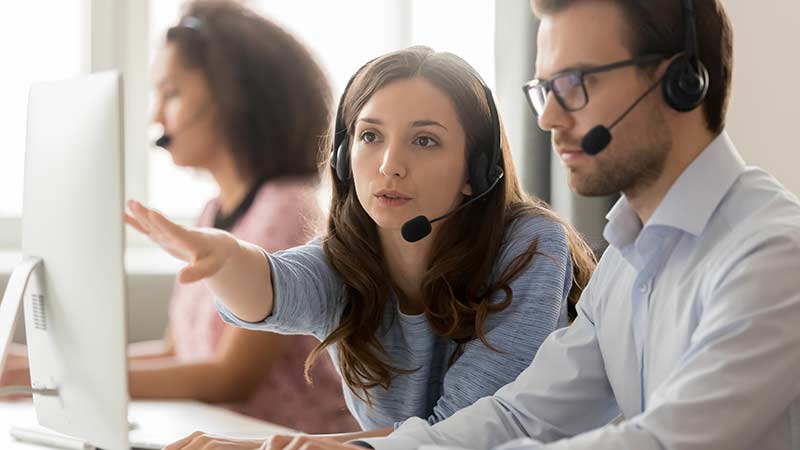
[22,70,129,450]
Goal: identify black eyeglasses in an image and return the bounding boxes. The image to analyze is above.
[522,54,665,116]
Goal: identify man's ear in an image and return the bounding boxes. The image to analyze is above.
[654,54,681,80]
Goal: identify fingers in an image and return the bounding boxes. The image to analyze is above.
[127,200,153,234]
[262,435,296,450]
[271,435,354,450]
[309,438,359,450]
[163,431,204,450]
[178,256,219,284]
[164,431,265,450]
[124,213,149,235]
[126,200,196,258]
[126,200,233,284]
[147,207,196,250]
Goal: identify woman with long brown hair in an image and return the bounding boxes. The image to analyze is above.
[128,46,596,450]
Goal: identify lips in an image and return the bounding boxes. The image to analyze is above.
[374,189,412,207]
[374,189,412,200]
[555,145,585,163]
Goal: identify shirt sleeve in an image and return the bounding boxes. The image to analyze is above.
[402,227,800,450]
[364,218,620,450]
[501,228,800,450]
[214,240,346,340]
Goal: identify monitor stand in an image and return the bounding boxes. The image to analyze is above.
[0,256,57,398]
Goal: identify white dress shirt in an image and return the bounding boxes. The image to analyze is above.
[362,132,800,450]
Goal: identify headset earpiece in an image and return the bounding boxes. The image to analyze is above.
[467,82,504,196]
[334,136,351,182]
[662,54,709,112]
[662,0,709,113]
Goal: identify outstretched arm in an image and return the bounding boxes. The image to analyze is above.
[126,200,273,322]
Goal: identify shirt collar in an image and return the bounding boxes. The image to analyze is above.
[604,131,746,250]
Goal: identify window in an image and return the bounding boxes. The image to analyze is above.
[0,1,85,217]
[147,0,495,218]
[0,0,496,248]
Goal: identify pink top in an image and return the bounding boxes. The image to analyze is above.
[168,178,358,433]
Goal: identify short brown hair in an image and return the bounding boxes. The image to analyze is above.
[166,0,331,181]
[531,0,733,133]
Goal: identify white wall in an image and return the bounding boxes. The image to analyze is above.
[4,2,799,344]
[725,1,800,196]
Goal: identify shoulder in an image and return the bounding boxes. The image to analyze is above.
[235,177,324,246]
[707,168,800,268]
[490,212,572,305]
[248,177,322,219]
[481,213,571,334]
[269,237,336,280]
[272,236,327,259]
[717,168,800,230]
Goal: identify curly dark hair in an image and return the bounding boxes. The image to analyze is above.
[165,0,331,181]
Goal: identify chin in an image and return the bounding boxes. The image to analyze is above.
[374,218,407,232]
[571,177,619,198]
[365,210,408,232]
[168,151,200,168]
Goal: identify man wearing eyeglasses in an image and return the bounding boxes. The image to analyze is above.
[347,1,800,450]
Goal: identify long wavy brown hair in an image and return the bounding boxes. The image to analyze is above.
[306,46,596,403]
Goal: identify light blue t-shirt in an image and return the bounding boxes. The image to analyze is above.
[215,214,573,430]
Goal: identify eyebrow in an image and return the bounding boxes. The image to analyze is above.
[411,120,448,131]
[535,62,603,80]
[357,117,448,132]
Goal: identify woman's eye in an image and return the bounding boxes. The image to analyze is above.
[359,131,378,143]
[414,136,438,147]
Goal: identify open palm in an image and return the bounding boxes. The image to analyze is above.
[125,200,234,284]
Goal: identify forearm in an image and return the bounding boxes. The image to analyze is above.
[128,358,254,403]
[127,340,174,361]
[363,396,531,450]
[365,311,617,450]
[206,238,274,323]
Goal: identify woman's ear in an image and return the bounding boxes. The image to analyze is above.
[462,181,474,197]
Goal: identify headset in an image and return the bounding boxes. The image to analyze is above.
[663,0,709,112]
[329,58,505,242]
[154,16,210,149]
[330,62,504,196]
[581,0,710,155]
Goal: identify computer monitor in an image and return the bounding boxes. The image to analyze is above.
[9,70,130,450]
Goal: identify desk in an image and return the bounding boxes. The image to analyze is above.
[0,399,296,449]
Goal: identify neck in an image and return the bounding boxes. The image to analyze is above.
[624,118,717,224]
[206,150,255,216]
[379,226,436,313]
